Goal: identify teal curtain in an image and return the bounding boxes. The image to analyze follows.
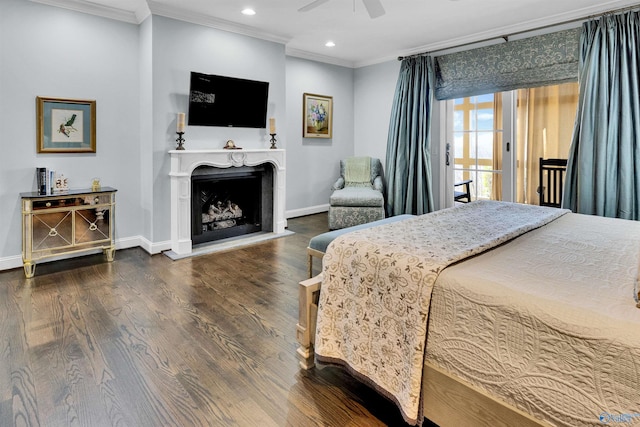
[563,11,640,220]
[385,56,435,215]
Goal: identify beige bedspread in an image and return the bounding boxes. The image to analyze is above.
[426,212,640,426]
[314,201,569,425]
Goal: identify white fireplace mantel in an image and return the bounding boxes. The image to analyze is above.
[169,149,286,255]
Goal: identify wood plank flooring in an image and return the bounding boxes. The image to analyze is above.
[0,213,424,427]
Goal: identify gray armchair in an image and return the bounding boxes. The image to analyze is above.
[328,157,385,230]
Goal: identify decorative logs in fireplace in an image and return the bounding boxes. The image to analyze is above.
[191,164,273,245]
[202,200,243,230]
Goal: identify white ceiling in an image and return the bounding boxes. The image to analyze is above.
[31,0,640,67]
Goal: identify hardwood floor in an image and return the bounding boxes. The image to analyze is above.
[0,213,421,427]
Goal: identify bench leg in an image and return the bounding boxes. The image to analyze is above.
[306,248,325,279]
[296,274,322,370]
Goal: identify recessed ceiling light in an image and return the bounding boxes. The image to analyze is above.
[325,41,336,47]
[241,8,256,16]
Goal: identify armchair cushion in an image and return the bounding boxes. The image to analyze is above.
[330,187,384,207]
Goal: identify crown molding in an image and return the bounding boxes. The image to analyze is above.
[28,0,146,24]
[147,0,290,45]
[285,47,356,69]
[29,0,640,69]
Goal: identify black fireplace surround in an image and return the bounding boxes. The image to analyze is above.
[191,164,274,245]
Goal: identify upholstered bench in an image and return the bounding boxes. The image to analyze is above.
[307,214,415,277]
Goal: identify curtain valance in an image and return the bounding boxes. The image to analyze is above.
[434,28,581,100]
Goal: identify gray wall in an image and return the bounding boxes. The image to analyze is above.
[353,60,401,168]
[146,15,287,248]
[139,17,154,243]
[0,0,142,269]
[0,1,436,271]
[285,57,355,217]
[283,58,413,217]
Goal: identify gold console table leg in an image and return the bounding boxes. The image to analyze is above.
[23,262,36,279]
[104,247,116,262]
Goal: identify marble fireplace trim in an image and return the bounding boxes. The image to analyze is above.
[169,149,286,255]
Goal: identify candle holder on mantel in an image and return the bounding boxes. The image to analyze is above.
[269,133,277,149]
[175,132,185,150]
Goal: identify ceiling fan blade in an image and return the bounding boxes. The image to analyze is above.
[362,0,385,19]
[298,0,330,13]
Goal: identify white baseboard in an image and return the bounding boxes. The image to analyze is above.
[139,237,172,255]
[115,236,142,251]
[0,235,171,272]
[0,254,23,272]
[113,235,171,255]
[0,210,323,272]
[286,204,329,219]
[0,250,113,273]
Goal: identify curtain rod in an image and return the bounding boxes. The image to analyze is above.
[397,4,640,61]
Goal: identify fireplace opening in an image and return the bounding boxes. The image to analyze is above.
[191,164,273,245]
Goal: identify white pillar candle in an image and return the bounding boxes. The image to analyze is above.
[177,112,186,133]
[269,117,276,134]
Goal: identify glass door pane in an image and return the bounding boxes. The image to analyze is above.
[452,94,503,201]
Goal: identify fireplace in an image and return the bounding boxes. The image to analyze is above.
[191,165,273,245]
[169,149,286,256]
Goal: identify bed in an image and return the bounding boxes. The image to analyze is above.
[296,201,640,426]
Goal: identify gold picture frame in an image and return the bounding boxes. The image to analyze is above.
[303,93,332,138]
[37,96,96,153]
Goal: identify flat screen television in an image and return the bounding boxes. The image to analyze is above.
[188,72,269,128]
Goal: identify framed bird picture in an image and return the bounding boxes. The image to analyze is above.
[36,97,96,153]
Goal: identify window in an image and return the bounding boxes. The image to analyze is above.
[449,82,578,205]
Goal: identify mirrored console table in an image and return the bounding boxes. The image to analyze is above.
[20,187,117,278]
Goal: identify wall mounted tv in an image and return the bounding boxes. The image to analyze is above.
[188,72,269,128]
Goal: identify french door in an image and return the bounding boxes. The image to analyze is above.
[445,92,514,204]
[444,82,578,206]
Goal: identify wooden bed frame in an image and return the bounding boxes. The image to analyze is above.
[296,274,548,427]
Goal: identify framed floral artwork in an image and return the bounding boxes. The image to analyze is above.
[303,93,332,138]
[37,96,96,153]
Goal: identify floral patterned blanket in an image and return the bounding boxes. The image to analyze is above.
[314,200,569,425]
